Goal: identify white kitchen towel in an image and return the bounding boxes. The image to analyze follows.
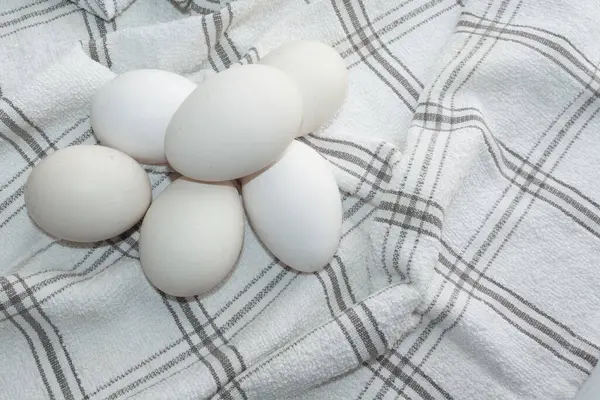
[1,0,599,399]
[69,0,136,21]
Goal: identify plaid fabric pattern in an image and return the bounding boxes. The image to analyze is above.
[1,0,599,399]
[68,0,137,21]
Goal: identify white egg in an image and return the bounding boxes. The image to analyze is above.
[91,69,197,164]
[25,145,151,242]
[139,178,244,297]
[165,64,303,181]
[259,40,348,136]
[242,140,342,273]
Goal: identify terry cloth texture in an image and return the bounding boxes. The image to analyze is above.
[1,0,599,399]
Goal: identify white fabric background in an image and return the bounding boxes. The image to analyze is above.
[1,0,599,399]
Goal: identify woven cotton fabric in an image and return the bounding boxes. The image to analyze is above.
[1,0,599,399]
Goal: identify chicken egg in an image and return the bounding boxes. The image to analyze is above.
[25,145,151,242]
[139,178,244,297]
[91,69,196,164]
[242,140,342,273]
[260,40,348,136]
[165,64,303,181]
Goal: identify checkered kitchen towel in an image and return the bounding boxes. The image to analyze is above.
[1,0,600,399]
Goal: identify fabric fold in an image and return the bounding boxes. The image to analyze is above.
[68,0,137,21]
[2,0,600,399]
[0,0,440,397]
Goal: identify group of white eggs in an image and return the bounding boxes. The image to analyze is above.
[24,41,349,297]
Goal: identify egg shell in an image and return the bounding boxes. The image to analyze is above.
[139,178,244,297]
[165,64,303,181]
[259,40,348,136]
[91,69,197,164]
[25,145,151,242]
[242,140,342,273]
